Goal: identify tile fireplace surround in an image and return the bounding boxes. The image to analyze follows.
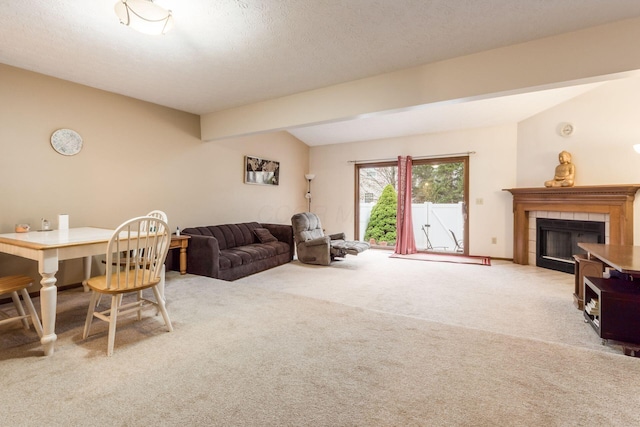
[527,211,609,266]
[505,185,640,265]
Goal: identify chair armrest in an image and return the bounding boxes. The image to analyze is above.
[185,235,220,278]
[329,232,346,240]
[301,236,330,247]
[297,235,331,266]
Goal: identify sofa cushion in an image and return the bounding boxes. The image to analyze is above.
[254,227,278,243]
[220,223,261,249]
[184,223,262,250]
[219,244,277,270]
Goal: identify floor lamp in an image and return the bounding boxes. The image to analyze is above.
[305,174,315,212]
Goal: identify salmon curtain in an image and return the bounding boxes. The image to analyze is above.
[395,155,417,254]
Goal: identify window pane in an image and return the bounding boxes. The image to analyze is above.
[358,166,397,202]
[358,164,397,243]
[355,157,467,253]
[412,160,465,252]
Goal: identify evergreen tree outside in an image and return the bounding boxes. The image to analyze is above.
[424,162,464,203]
[364,184,397,244]
[411,163,434,203]
[412,162,463,203]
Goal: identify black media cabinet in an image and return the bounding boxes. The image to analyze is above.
[583,276,640,345]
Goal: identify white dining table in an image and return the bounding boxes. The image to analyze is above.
[0,227,116,356]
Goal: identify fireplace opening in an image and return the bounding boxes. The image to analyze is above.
[536,218,605,274]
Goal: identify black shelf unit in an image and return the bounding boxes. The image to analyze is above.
[583,276,640,344]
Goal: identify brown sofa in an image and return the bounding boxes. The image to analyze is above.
[180,222,294,281]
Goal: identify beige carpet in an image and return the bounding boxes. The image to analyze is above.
[1,250,640,426]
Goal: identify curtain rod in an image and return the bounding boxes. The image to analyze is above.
[347,151,475,164]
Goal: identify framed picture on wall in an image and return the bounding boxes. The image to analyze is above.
[244,155,280,186]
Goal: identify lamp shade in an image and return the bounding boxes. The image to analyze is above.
[114,0,174,35]
[305,174,315,180]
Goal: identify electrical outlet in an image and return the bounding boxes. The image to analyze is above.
[476,198,484,205]
[491,237,497,244]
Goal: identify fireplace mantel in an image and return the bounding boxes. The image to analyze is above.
[505,185,640,264]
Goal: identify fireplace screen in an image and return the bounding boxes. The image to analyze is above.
[536,218,605,274]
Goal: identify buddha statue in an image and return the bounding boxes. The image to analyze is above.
[544,151,575,188]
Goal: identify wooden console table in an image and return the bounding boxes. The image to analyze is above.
[573,254,603,310]
[578,243,640,275]
[169,235,190,274]
[575,243,640,308]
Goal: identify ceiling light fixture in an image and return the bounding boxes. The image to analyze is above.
[114,0,174,35]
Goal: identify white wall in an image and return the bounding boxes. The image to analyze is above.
[517,77,640,242]
[309,124,518,258]
[517,77,640,187]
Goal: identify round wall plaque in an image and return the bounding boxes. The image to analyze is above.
[51,129,83,156]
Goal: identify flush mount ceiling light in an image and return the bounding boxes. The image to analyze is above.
[114,0,174,35]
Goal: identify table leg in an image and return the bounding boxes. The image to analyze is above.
[82,256,91,292]
[39,251,59,356]
[179,244,187,274]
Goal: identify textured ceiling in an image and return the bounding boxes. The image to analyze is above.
[2,1,640,144]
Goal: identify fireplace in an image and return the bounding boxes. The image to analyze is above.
[536,218,605,273]
[505,185,640,266]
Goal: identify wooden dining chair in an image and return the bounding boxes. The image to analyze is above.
[0,275,43,338]
[100,209,169,304]
[145,210,168,300]
[83,216,173,356]
[146,210,167,223]
[105,210,167,265]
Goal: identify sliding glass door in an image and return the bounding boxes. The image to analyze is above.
[356,157,468,253]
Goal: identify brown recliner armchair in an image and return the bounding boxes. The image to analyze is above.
[291,212,370,266]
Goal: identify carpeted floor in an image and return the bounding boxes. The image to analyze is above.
[1,250,640,426]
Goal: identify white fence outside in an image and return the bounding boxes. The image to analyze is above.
[359,202,465,251]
